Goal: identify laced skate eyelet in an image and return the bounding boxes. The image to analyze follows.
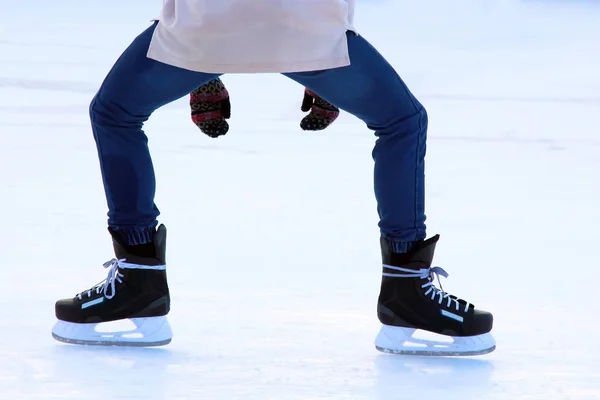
[382,264,472,312]
[74,259,127,302]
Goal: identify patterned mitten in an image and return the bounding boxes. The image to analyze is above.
[300,89,340,131]
[190,78,231,138]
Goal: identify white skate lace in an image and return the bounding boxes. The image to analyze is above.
[76,258,125,301]
[382,265,470,312]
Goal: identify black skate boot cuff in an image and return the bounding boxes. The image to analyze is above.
[381,234,439,267]
[109,224,167,266]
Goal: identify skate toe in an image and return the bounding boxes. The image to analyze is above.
[55,298,80,322]
[471,309,493,335]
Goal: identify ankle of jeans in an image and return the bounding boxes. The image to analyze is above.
[110,224,157,246]
[388,240,416,254]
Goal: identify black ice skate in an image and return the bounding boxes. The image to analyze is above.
[51,224,172,347]
[374,234,496,356]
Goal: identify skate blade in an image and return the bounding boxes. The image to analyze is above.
[374,324,496,357]
[51,316,173,347]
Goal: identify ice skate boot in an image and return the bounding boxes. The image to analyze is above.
[51,224,172,347]
[374,234,495,356]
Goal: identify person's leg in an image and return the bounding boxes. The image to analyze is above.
[286,35,495,356]
[90,21,220,245]
[283,33,427,252]
[52,22,222,347]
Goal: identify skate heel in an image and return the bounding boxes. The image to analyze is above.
[374,324,496,356]
[52,316,173,347]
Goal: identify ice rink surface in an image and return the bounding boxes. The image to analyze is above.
[1,0,599,398]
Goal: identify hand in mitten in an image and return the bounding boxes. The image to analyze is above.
[300,89,340,131]
[190,78,231,138]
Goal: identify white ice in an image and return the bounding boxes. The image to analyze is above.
[1,0,599,398]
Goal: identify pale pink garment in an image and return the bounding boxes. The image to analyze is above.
[147,0,357,73]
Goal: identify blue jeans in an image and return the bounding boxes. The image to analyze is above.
[90,22,427,252]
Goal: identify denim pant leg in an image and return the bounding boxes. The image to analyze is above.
[90,22,220,245]
[284,32,428,251]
